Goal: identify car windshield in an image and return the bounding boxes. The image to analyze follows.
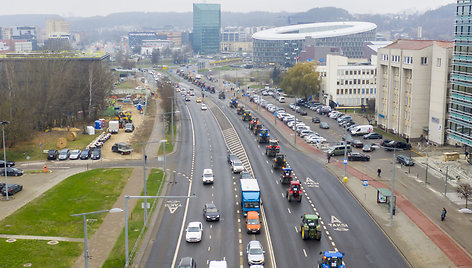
[244,202,260,208]
[235,163,243,167]
[249,247,263,254]
[203,174,212,178]
[248,219,260,225]
[188,227,200,232]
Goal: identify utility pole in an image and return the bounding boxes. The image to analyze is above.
[445,166,448,196]
[425,153,429,184]
[389,148,397,226]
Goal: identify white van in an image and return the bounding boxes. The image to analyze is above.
[209,260,228,268]
[350,125,373,136]
[202,168,214,184]
[278,96,285,103]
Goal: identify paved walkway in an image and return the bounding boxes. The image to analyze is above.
[243,98,472,267]
[72,97,165,267]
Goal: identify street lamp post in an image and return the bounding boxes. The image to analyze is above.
[1,121,9,200]
[71,208,123,268]
[124,195,195,267]
[389,148,397,226]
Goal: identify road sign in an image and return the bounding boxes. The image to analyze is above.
[343,159,348,165]
[363,180,368,187]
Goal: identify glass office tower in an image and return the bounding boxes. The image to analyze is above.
[449,0,472,153]
[192,3,221,55]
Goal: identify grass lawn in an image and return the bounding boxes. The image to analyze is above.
[0,239,82,268]
[0,168,132,238]
[5,131,100,162]
[374,128,404,142]
[115,80,139,89]
[158,124,176,155]
[103,169,165,267]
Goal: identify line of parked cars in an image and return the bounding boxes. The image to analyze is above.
[47,147,102,161]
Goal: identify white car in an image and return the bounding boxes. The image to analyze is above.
[232,160,244,173]
[201,104,208,110]
[185,222,203,242]
[202,168,214,184]
[307,136,327,144]
[69,149,81,160]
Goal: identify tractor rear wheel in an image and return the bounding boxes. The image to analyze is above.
[301,228,306,240]
[287,192,291,202]
[298,195,302,202]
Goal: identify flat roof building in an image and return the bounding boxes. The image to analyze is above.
[192,3,221,55]
[252,22,377,66]
[377,39,453,144]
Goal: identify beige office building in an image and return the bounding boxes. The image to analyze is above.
[376,40,453,144]
[46,19,70,36]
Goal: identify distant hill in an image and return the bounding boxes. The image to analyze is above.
[0,4,456,41]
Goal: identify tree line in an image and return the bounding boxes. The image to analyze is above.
[0,58,114,146]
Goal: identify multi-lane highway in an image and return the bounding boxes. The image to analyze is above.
[141,72,410,267]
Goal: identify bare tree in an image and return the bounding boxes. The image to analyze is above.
[457,183,472,208]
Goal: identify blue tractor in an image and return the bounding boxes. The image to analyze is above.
[257,128,270,143]
[318,251,345,268]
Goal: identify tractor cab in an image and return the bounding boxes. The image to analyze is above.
[300,213,321,240]
[242,110,252,121]
[237,106,245,115]
[318,251,345,268]
[272,153,286,169]
[254,124,263,135]
[249,117,259,130]
[287,180,302,202]
[289,180,301,192]
[280,168,293,184]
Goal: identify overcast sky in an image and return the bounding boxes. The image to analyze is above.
[0,0,456,17]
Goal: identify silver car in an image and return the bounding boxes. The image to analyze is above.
[247,240,265,265]
[69,149,81,160]
[58,149,70,160]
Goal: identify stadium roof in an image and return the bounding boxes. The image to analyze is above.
[252,21,377,41]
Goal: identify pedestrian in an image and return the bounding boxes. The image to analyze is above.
[441,208,447,221]
[327,153,331,163]
[377,168,381,177]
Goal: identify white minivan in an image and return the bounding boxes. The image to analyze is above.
[202,168,214,184]
[209,260,228,268]
[350,125,373,136]
[278,96,285,103]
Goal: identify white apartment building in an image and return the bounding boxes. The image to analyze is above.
[317,54,377,107]
[376,39,453,144]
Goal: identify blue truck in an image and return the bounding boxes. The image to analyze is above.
[240,179,261,216]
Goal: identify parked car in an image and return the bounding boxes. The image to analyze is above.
[58,149,70,160]
[47,149,59,160]
[91,149,101,160]
[1,183,23,196]
[312,117,320,123]
[352,140,364,148]
[397,155,414,166]
[362,143,376,152]
[0,160,15,168]
[125,123,135,132]
[348,152,370,161]
[178,257,196,268]
[185,222,203,242]
[247,240,265,265]
[203,203,220,221]
[0,167,24,176]
[363,132,383,140]
[80,149,91,160]
[69,149,81,160]
[319,122,329,129]
[299,109,308,116]
[384,141,412,151]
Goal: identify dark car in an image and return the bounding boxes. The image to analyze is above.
[91,149,101,160]
[203,203,220,222]
[312,117,320,123]
[352,140,364,148]
[299,109,308,116]
[1,184,23,196]
[0,160,15,168]
[185,96,191,102]
[79,149,91,160]
[397,155,414,166]
[241,171,252,180]
[363,133,383,140]
[362,143,376,152]
[348,152,370,161]
[227,153,238,165]
[47,149,59,160]
[0,167,24,176]
[178,257,196,268]
[381,139,393,147]
[384,141,412,151]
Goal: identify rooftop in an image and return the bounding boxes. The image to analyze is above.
[385,39,454,50]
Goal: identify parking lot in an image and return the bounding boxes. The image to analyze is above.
[249,91,417,162]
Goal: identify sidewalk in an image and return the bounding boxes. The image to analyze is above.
[73,97,164,267]
[242,98,472,267]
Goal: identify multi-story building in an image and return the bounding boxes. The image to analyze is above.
[377,39,453,144]
[252,22,377,66]
[46,19,70,37]
[128,32,159,49]
[192,3,221,55]
[317,54,377,107]
[11,26,37,50]
[448,0,472,151]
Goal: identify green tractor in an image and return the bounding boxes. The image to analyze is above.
[272,153,286,169]
[254,124,263,136]
[242,110,252,121]
[249,117,259,131]
[300,214,322,240]
[237,105,245,115]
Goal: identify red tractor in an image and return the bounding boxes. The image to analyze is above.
[286,180,302,202]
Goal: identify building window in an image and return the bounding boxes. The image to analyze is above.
[403,56,413,64]
[437,58,442,67]
[337,89,339,95]
[392,55,400,62]
[349,89,352,94]
[362,88,365,94]
[421,57,428,65]
[381,54,388,61]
